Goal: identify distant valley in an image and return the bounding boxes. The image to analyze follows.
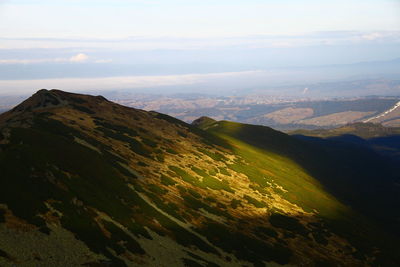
[116,94,400,130]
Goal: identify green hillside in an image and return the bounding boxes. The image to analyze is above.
[195,118,400,264]
[0,90,399,266]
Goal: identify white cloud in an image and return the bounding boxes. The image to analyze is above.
[0,59,44,64]
[361,33,382,41]
[69,53,89,62]
[0,53,105,64]
[1,31,399,51]
[355,31,400,43]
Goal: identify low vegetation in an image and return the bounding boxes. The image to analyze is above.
[0,90,398,266]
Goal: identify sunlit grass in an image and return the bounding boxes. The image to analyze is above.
[206,121,351,219]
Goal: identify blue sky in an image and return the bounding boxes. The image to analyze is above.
[1,0,399,38]
[0,0,399,95]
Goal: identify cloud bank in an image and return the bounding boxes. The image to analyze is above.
[0,70,263,96]
[0,53,112,64]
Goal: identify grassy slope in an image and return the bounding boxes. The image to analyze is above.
[199,120,355,221]
[199,119,400,265]
[0,92,227,266]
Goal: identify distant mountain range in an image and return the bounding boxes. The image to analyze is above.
[115,88,400,130]
[291,122,400,162]
[0,90,399,266]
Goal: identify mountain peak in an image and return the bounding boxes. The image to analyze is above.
[9,89,110,115]
[191,116,217,129]
[11,89,69,113]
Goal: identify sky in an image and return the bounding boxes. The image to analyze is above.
[1,0,399,38]
[0,0,399,96]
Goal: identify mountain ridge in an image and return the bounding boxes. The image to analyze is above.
[0,89,399,266]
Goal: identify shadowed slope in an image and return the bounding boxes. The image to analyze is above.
[195,119,400,264]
